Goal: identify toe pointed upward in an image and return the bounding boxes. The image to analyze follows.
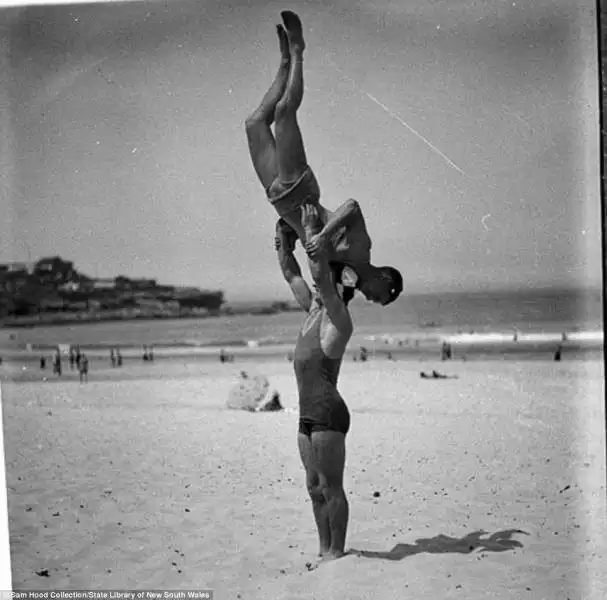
[281,10,303,30]
[280,10,305,52]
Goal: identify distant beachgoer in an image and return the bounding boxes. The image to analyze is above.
[116,349,123,367]
[69,347,76,370]
[143,346,149,362]
[40,356,46,370]
[358,346,368,362]
[75,346,82,369]
[441,341,452,361]
[52,348,62,376]
[420,370,457,380]
[275,204,355,566]
[79,354,89,383]
[554,345,562,362]
[219,349,227,363]
[245,10,402,307]
[110,348,116,368]
[148,346,154,361]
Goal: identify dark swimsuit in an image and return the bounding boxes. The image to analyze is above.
[266,167,321,218]
[293,304,350,436]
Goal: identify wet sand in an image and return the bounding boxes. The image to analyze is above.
[2,359,605,598]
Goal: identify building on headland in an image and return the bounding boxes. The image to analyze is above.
[59,281,81,292]
[92,278,116,290]
[0,261,36,274]
[114,276,157,291]
[0,254,226,321]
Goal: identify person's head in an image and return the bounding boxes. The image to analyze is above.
[357,266,403,306]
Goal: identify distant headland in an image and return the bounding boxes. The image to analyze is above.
[0,256,300,328]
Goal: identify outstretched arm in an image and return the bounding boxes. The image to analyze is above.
[301,205,353,336]
[275,220,312,312]
[304,198,363,258]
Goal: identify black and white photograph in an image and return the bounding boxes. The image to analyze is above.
[0,0,604,597]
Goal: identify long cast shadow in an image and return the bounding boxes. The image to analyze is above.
[351,529,529,560]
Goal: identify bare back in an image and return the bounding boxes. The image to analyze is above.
[328,216,372,270]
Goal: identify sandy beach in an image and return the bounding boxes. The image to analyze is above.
[2,357,605,598]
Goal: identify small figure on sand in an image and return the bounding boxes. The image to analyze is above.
[69,346,76,370]
[40,356,46,370]
[79,353,89,383]
[52,347,62,376]
[420,370,458,380]
[219,349,234,363]
[110,347,117,368]
[441,341,452,361]
[245,10,402,307]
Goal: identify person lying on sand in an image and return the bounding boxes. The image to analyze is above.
[245,10,402,306]
[275,203,355,567]
[420,370,458,380]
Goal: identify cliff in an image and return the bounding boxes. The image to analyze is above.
[0,256,225,326]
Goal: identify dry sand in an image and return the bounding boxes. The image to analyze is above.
[2,358,605,598]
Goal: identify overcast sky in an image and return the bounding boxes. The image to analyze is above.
[1,0,601,301]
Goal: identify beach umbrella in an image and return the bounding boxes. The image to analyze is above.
[226,372,283,412]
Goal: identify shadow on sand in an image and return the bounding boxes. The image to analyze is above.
[351,529,529,560]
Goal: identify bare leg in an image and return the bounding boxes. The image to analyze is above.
[245,25,291,189]
[298,433,332,555]
[274,11,308,183]
[312,431,349,558]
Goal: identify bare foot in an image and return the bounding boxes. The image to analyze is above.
[276,24,290,62]
[281,10,305,54]
[305,550,351,571]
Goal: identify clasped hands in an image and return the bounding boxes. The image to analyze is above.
[274,204,328,260]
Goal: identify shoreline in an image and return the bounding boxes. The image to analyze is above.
[1,339,602,384]
[1,328,602,356]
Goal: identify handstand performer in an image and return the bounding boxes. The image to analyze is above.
[245,10,403,306]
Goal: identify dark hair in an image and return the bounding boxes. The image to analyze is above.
[379,266,403,305]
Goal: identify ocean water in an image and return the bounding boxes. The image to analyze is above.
[0,287,602,350]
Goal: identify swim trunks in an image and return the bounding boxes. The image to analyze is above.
[293,304,350,436]
[266,166,321,218]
